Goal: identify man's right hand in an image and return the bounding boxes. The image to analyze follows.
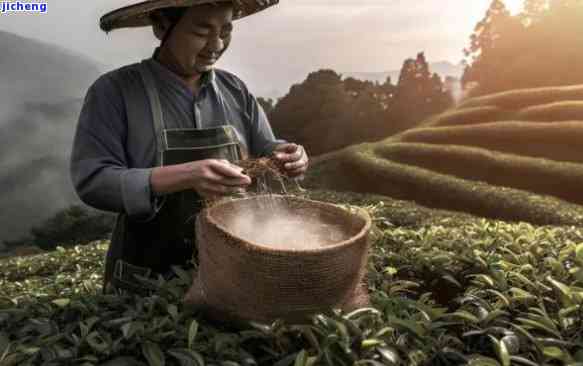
[186,159,251,199]
[150,159,251,199]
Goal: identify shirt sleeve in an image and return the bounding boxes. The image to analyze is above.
[70,75,159,222]
[245,91,287,158]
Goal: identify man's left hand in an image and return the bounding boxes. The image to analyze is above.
[273,143,309,178]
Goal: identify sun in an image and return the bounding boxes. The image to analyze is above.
[503,0,524,14]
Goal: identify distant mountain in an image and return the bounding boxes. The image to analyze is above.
[342,61,465,84]
[0,31,101,243]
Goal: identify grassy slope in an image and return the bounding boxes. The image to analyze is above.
[307,84,583,223]
[399,121,583,163]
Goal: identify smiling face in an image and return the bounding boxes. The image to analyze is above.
[154,3,234,78]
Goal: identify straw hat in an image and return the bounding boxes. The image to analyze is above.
[100,0,279,32]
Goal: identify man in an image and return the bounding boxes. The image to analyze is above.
[70,0,308,294]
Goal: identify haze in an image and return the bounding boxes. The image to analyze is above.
[0,0,523,98]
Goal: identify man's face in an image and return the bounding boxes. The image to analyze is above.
[160,3,234,76]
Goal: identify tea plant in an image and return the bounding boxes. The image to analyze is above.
[2,196,583,365]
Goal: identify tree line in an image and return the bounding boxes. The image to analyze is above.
[463,0,583,96]
[263,52,453,156]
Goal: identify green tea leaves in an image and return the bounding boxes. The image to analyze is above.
[142,341,165,366]
[188,320,199,350]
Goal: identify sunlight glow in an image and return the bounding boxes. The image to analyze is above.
[504,0,524,14]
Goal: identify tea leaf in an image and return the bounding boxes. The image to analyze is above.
[517,318,562,338]
[345,308,381,320]
[171,266,192,284]
[509,356,539,366]
[387,316,424,338]
[52,298,70,307]
[294,350,308,366]
[168,348,205,366]
[575,243,583,264]
[86,331,109,354]
[547,276,573,306]
[188,320,199,350]
[121,322,143,340]
[446,310,480,324]
[377,346,400,364]
[489,336,511,366]
[0,332,11,360]
[543,346,565,360]
[361,339,384,348]
[273,353,298,366]
[467,356,501,366]
[142,341,166,366]
[167,304,178,321]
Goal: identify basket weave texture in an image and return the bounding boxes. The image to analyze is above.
[187,195,372,324]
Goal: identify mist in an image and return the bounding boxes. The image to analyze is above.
[0,30,100,242]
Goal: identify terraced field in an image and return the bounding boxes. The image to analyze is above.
[306,84,583,224]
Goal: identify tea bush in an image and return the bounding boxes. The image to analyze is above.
[1,194,583,365]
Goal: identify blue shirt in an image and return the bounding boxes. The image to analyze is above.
[70,55,284,221]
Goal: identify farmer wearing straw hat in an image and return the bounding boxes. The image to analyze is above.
[70,0,309,294]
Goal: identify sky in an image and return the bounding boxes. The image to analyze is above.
[0,0,524,97]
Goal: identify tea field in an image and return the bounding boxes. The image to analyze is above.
[1,190,582,365]
[305,84,583,225]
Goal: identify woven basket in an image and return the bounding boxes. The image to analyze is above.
[184,195,372,324]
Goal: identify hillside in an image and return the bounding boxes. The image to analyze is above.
[0,31,101,242]
[306,84,583,224]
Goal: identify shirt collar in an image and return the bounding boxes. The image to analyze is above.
[149,48,217,93]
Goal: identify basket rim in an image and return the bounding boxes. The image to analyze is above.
[200,194,372,256]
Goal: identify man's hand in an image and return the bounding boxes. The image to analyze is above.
[273,143,309,179]
[151,159,251,199]
[188,159,251,199]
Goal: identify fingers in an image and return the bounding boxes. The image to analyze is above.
[283,159,307,171]
[210,160,252,184]
[204,166,251,189]
[273,143,298,154]
[199,182,247,197]
[273,145,309,175]
[192,159,252,199]
[275,149,301,163]
[274,145,307,163]
[286,165,308,176]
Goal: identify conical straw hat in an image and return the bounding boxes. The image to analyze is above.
[100,0,279,32]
